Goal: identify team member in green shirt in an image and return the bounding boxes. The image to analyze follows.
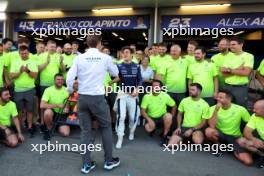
[10,46,38,137]
[243,100,264,168]
[206,90,253,166]
[157,44,188,105]
[256,59,264,93]
[141,79,176,146]
[221,37,254,107]
[0,88,24,147]
[0,44,8,91]
[40,73,69,140]
[187,46,218,106]
[62,43,76,80]
[168,83,209,145]
[152,43,171,78]
[184,40,198,64]
[149,43,159,70]
[211,38,234,89]
[38,40,65,97]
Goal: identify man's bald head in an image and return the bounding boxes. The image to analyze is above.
[63,43,72,55]
[253,100,264,117]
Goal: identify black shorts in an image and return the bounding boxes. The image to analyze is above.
[217,129,246,153]
[40,86,49,98]
[0,126,17,141]
[14,89,36,112]
[152,116,165,128]
[180,127,203,138]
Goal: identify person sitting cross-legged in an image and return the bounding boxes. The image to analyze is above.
[168,83,210,146]
[40,73,70,140]
[141,79,176,146]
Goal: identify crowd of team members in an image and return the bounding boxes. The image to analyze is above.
[0,36,263,168]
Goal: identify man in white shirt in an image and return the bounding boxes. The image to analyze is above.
[67,35,120,174]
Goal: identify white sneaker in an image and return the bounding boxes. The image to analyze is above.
[116,136,123,149]
[129,133,134,140]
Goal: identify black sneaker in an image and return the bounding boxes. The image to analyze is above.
[81,161,96,174]
[104,157,120,170]
[160,136,168,147]
[257,157,264,169]
[211,151,223,157]
[40,125,46,134]
[149,130,156,137]
[43,130,51,140]
[28,128,34,138]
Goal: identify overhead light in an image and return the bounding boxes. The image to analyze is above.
[234,31,245,35]
[34,38,43,41]
[26,10,63,15]
[0,1,8,12]
[92,8,133,13]
[119,37,124,41]
[112,32,118,37]
[0,12,6,20]
[19,34,26,38]
[55,37,63,41]
[76,37,84,41]
[145,37,148,41]
[142,32,146,37]
[180,4,231,9]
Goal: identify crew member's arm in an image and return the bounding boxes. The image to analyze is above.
[59,55,66,72]
[256,71,264,87]
[40,100,64,109]
[66,57,78,93]
[141,108,153,123]
[208,103,221,128]
[10,66,24,79]
[173,112,183,135]
[213,76,219,98]
[25,65,38,79]
[244,126,264,148]
[38,55,50,72]
[13,116,24,142]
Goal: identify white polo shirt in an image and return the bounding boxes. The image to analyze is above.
[66,48,119,95]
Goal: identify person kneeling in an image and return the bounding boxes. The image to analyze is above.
[205,90,253,166]
[141,80,176,146]
[0,88,24,147]
[40,73,70,140]
[168,83,209,146]
[243,100,264,168]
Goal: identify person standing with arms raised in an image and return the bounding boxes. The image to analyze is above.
[66,35,120,174]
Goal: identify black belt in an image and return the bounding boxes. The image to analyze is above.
[225,84,248,87]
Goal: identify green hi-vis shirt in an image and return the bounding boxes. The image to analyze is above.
[141,92,176,119]
[187,60,218,98]
[211,52,234,88]
[4,51,34,76]
[10,56,38,92]
[104,73,117,92]
[154,54,172,75]
[41,85,69,113]
[62,53,76,79]
[183,55,196,65]
[159,57,189,93]
[257,59,264,76]
[209,104,250,136]
[178,97,209,128]
[0,101,18,126]
[246,114,264,140]
[222,51,254,85]
[38,52,61,86]
[0,55,5,88]
[149,55,159,71]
